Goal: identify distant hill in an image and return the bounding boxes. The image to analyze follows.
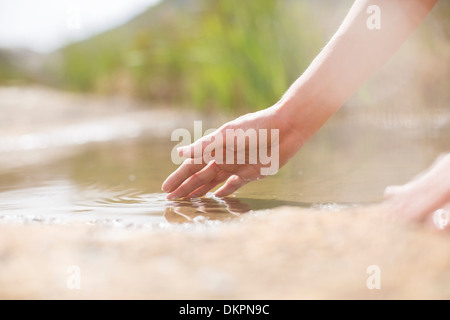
[0,0,194,85]
[1,0,448,113]
[52,0,323,111]
[0,48,46,83]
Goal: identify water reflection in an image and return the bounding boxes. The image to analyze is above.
[0,176,314,227]
[0,97,448,226]
[165,197,249,223]
[164,197,315,223]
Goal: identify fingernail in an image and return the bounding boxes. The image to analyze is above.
[177,147,187,156]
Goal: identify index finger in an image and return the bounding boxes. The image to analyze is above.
[162,157,206,193]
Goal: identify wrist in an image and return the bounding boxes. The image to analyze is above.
[273,81,340,141]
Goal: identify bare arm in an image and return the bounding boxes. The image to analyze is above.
[278,0,438,142]
[162,0,438,199]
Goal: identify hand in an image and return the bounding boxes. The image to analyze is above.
[161,104,305,199]
[383,153,450,230]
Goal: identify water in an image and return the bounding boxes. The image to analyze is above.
[0,88,449,227]
[0,137,315,227]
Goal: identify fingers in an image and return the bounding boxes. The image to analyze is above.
[177,130,222,159]
[186,170,232,198]
[162,158,206,193]
[383,185,404,199]
[186,166,261,198]
[212,166,261,197]
[166,160,222,200]
[214,175,249,197]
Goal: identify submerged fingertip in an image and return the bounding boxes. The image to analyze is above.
[213,190,225,198]
[166,193,177,200]
[163,185,177,194]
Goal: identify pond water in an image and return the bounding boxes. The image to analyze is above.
[0,89,449,227]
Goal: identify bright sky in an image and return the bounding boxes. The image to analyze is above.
[0,0,161,53]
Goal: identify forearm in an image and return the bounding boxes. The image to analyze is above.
[276,0,437,138]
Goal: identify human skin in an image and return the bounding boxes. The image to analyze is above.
[383,154,450,229]
[162,0,447,224]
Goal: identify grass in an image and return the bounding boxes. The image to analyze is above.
[55,0,323,112]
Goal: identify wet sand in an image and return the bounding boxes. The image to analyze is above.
[0,205,449,299]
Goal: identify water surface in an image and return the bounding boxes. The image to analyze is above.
[1,108,448,228]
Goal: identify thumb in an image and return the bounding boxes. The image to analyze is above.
[177,130,221,158]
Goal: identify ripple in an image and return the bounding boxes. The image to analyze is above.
[0,179,369,228]
[0,181,168,227]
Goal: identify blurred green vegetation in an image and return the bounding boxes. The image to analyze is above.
[0,49,41,84]
[3,0,447,113]
[56,0,323,112]
[0,58,17,79]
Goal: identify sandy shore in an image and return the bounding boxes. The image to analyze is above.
[0,205,449,299]
[0,86,448,299]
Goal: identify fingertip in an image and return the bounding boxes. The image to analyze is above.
[166,193,178,200]
[176,148,185,156]
[161,180,171,193]
[213,188,228,198]
[162,172,179,193]
[383,185,402,199]
[177,146,191,157]
[213,181,233,198]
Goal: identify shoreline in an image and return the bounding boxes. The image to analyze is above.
[0,205,449,299]
[0,85,449,299]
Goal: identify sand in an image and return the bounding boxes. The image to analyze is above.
[0,205,448,300]
[0,86,448,300]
